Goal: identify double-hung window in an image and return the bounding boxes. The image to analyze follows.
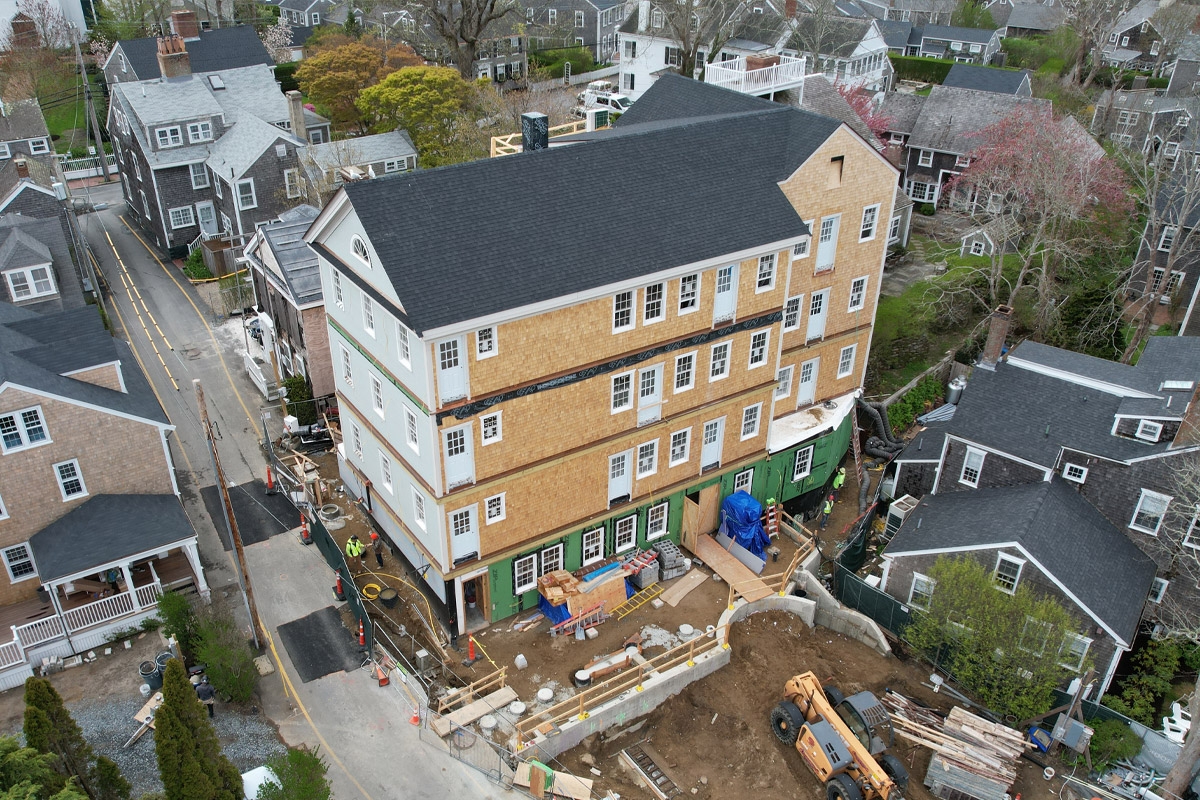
[370,374,384,417]
[756,254,775,291]
[0,407,48,452]
[5,266,55,300]
[168,206,195,229]
[960,447,984,486]
[615,515,636,552]
[918,149,933,167]
[1159,226,1178,252]
[775,366,793,399]
[612,372,633,412]
[54,459,86,500]
[859,205,879,241]
[837,345,857,378]
[669,429,690,466]
[2,544,33,582]
[613,290,634,332]
[993,554,1023,593]
[190,162,209,189]
[848,277,867,312]
[710,342,730,380]
[362,296,375,337]
[783,296,803,331]
[340,345,353,386]
[1131,489,1171,534]
[674,352,695,392]
[1058,633,1090,671]
[646,501,668,539]
[513,554,537,594]
[679,274,698,312]
[637,441,658,477]
[582,528,604,565]
[404,408,419,453]
[741,404,761,439]
[285,168,302,199]
[396,322,411,367]
[748,331,768,368]
[236,179,257,210]
[156,126,182,147]
[793,446,813,481]
[908,573,934,609]
[187,121,212,143]
[643,283,664,323]
[379,453,393,492]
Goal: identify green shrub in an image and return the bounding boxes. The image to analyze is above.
[156,591,200,659]
[283,375,317,425]
[886,374,945,434]
[919,203,935,216]
[888,55,953,83]
[194,612,259,704]
[528,47,595,79]
[182,249,212,280]
[275,62,300,93]
[1086,720,1142,772]
[257,748,331,800]
[1036,57,1065,77]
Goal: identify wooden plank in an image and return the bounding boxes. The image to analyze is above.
[514,764,594,800]
[430,686,518,737]
[695,535,773,602]
[659,571,706,607]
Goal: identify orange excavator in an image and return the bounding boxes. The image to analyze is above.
[770,671,910,800]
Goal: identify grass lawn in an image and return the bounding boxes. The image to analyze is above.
[39,71,107,155]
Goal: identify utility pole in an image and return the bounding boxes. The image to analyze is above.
[71,28,111,183]
[195,379,262,649]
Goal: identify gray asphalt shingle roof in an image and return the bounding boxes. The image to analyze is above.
[920,24,998,44]
[1005,2,1065,31]
[112,26,272,80]
[877,19,912,49]
[339,74,843,334]
[0,304,169,424]
[254,205,322,306]
[880,92,925,135]
[801,75,880,147]
[908,85,1050,154]
[0,99,49,143]
[886,479,1157,645]
[304,131,418,174]
[206,113,301,181]
[30,495,194,582]
[942,63,1031,95]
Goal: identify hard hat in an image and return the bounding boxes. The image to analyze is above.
[838,467,846,474]
[369,531,379,540]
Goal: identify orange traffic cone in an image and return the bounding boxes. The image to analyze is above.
[358,619,365,647]
[376,664,390,687]
[410,707,420,725]
[299,513,311,544]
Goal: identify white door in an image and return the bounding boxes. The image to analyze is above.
[449,507,480,563]
[700,418,725,471]
[797,357,819,407]
[638,364,663,426]
[713,265,738,323]
[806,289,829,340]
[196,202,217,236]
[443,425,474,488]
[816,215,839,271]
[437,337,467,402]
[609,450,632,504]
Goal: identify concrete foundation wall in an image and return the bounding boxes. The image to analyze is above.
[795,569,891,656]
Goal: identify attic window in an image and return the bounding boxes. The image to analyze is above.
[829,155,844,188]
[351,236,372,268]
[1062,463,1088,483]
[207,75,225,90]
[1136,419,1164,442]
[1150,577,1168,603]
[275,144,287,158]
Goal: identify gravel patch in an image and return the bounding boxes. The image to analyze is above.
[17,696,285,797]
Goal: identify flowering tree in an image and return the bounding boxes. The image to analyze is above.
[935,107,1131,337]
[834,82,893,147]
[260,15,293,63]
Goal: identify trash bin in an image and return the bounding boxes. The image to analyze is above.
[155,651,175,675]
[139,661,162,691]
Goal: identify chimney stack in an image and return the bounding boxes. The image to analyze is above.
[287,91,308,144]
[156,35,191,80]
[638,0,650,32]
[170,10,200,40]
[521,112,548,152]
[13,157,28,179]
[785,0,797,16]
[978,305,1012,370]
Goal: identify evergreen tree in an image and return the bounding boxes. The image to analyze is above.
[22,679,96,797]
[0,735,86,799]
[153,660,241,800]
[257,748,331,800]
[91,759,129,800]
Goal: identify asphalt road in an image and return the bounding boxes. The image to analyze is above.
[72,181,500,799]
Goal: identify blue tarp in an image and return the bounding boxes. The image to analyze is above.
[722,491,770,559]
[536,579,635,626]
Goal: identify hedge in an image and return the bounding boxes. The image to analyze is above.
[528,47,596,79]
[275,62,300,93]
[888,55,953,84]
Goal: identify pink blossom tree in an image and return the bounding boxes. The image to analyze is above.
[834,82,893,147]
[937,106,1132,337]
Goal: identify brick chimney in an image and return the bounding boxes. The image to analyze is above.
[287,91,308,144]
[13,157,28,179]
[170,10,201,40]
[785,0,797,16]
[156,35,191,80]
[977,305,1012,370]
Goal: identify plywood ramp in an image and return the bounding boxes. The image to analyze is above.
[694,535,773,602]
[430,686,518,737]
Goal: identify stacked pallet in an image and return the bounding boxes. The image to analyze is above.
[883,691,1027,800]
[537,571,580,606]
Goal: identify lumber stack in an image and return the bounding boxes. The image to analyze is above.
[883,691,1027,795]
[537,571,580,606]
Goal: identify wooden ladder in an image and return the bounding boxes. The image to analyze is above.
[850,405,864,482]
[550,603,608,636]
[612,583,663,619]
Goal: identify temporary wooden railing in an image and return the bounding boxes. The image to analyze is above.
[437,666,508,714]
[489,120,591,157]
[725,521,819,608]
[514,624,729,748]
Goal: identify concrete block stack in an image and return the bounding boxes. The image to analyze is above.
[656,541,688,581]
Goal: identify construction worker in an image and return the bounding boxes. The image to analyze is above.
[832,467,847,501]
[370,530,384,569]
[345,534,365,573]
[820,494,835,530]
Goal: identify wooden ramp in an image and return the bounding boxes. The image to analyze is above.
[659,571,706,607]
[430,686,518,737]
[694,535,773,602]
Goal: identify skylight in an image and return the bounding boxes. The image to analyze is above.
[207,75,225,90]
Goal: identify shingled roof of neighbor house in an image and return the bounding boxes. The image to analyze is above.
[111,26,272,79]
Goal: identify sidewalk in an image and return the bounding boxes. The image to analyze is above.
[245,529,501,800]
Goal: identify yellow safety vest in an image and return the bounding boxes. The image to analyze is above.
[346,539,364,557]
[832,472,845,490]
[823,500,834,514]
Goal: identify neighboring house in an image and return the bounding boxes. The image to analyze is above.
[1101,0,1183,69]
[277,0,332,28]
[881,85,1051,204]
[102,13,273,85]
[881,479,1157,695]
[300,131,418,204]
[791,14,894,91]
[1090,87,1193,154]
[885,0,955,26]
[878,19,913,53]
[959,216,1020,256]
[303,73,899,631]
[889,313,1200,693]
[243,205,335,399]
[999,2,1066,38]
[526,0,626,61]
[0,0,85,45]
[286,25,315,61]
[902,24,1003,63]
[0,302,209,690]
[0,157,59,220]
[0,99,54,170]
[942,63,1032,96]
[0,215,84,313]
[106,38,410,257]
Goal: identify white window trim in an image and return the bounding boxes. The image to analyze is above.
[734,468,753,493]
[794,221,814,258]
[678,273,699,314]
[4,266,56,302]
[755,254,776,293]
[848,276,868,313]
[669,429,691,467]
[411,486,426,529]
[646,501,669,540]
[476,326,497,359]
[404,408,419,454]
[1130,488,1172,535]
[189,162,209,190]
[481,411,502,445]
[284,168,303,199]
[395,321,411,368]
[1150,577,1169,603]
[236,179,257,210]
[53,459,87,502]
[918,149,933,167]
[837,344,857,379]
[748,331,769,370]
[636,440,658,478]
[1136,419,1163,441]
[351,236,372,268]
[859,204,880,242]
[614,515,637,553]
[1058,633,1091,671]
[582,528,605,566]
[1,543,34,583]
[908,572,935,610]
[613,290,635,333]
[674,351,696,393]
[363,296,376,339]
[155,126,182,148]
[485,493,506,524]
[776,365,793,400]
[513,553,537,595]
[1062,463,1088,483]
[709,342,730,382]
[168,206,196,230]
[643,282,665,325]
[783,295,803,331]
[740,403,761,440]
[370,374,384,418]
[379,452,394,493]
[793,445,814,481]
[0,491,6,521]
[959,446,985,487]
[611,371,634,413]
[993,553,1024,594]
[1185,509,1200,549]
[187,121,212,143]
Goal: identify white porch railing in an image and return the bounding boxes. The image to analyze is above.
[16,616,65,648]
[63,591,135,632]
[136,582,163,608]
[704,54,807,98]
[0,639,23,670]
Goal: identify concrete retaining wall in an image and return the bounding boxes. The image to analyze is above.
[793,569,891,656]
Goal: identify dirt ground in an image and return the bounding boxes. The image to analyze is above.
[550,609,1075,800]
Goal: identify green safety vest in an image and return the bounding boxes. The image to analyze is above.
[832,472,845,490]
[823,500,834,514]
[346,539,364,557]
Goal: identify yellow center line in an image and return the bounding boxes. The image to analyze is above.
[115,217,258,431]
[96,236,179,391]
